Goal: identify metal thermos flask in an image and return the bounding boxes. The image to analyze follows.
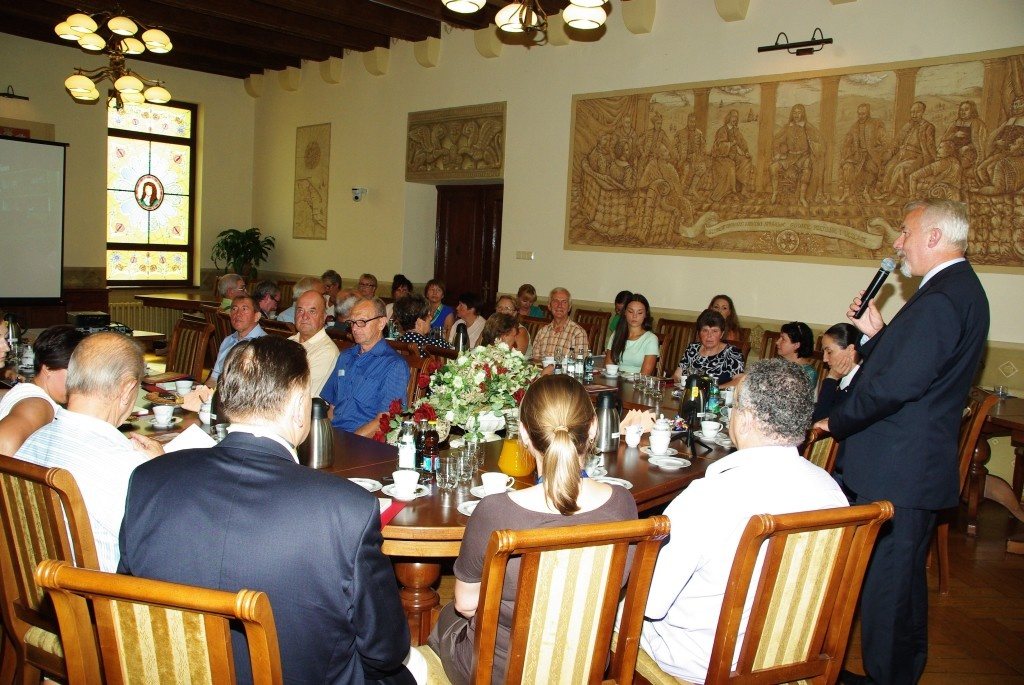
[299,398,334,469]
[453,322,470,354]
[595,391,622,453]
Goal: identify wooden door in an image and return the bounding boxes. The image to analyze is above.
[435,184,503,314]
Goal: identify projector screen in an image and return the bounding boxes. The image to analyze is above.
[0,135,67,302]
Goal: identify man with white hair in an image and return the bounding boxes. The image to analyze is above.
[530,287,589,362]
[818,199,989,685]
[217,273,246,309]
[641,358,848,683]
[15,332,163,571]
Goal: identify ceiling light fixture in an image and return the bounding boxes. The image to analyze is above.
[442,0,607,34]
[54,9,173,109]
[757,28,833,56]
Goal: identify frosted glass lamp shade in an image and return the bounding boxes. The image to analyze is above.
[54,22,83,40]
[144,86,171,103]
[78,33,107,51]
[77,87,101,102]
[122,91,146,104]
[120,37,146,54]
[67,13,97,33]
[64,74,94,93]
[496,3,542,32]
[115,75,144,93]
[568,0,606,7]
[442,0,486,12]
[142,29,171,52]
[107,16,138,35]
[562,4,606,28]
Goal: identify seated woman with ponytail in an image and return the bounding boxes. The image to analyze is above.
[428,374,638,685]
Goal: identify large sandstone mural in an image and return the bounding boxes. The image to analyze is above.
[567,49,1024,267]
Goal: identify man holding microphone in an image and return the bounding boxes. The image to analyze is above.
[816,198,989,685]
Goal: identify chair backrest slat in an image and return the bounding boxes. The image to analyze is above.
[166,318,214,381]
[573,309,611,354]
[655,319,697,376]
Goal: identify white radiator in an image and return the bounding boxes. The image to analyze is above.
[108,301,180,338]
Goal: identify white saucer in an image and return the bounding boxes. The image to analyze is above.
[470,485,512,498]
[381,484,430,501]
[349,478,382,493]
[592,476,632,490]
[640,446,678,457]
[715,436,734,448]
[587,466,608,478]
[693,431,723,441]
[457,501,479,517]
[604,372,619,379]
[649,456,692,470]
[148,416,182,428]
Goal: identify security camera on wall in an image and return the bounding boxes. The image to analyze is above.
[352,188,367,202]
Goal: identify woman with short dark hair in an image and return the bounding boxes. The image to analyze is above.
[449,292,485,349]
[812,323,861,422]
[672,309,744,387]
[776,321,818,389]
[394,294,453,358]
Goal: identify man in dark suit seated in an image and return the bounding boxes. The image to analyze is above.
[817,198,989,685]
[118,336,421,684]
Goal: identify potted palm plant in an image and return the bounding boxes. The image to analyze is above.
[210,227,276,278]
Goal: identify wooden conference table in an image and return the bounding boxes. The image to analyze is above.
[136,375,729,645]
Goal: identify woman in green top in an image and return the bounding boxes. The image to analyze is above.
[606,290,633,337]
[604,293,659,375]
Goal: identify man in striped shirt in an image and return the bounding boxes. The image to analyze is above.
[15,332,163,571]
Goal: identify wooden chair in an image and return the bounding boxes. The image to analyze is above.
[0,455,99,685]
[164,317,214,383]
[801,427,839,473]
[811,350,827,395]
[276,279,296,311]
[419,516,670,684]
[215,309,234,345]
[423,343,458,361]
[325,328,355,353]
[636,502,894,685]
[933,386,999,594]
[260,318,296,338]
[387,341,427,406]
[575,320,602,356]
[573,308,612,354]
[655,318,697,377]
[735,341,752,365]
[536,303,551,319]
[35,560,283,685]
[759,331,781,361]
[199,303,226,368]
[519,316,548,344]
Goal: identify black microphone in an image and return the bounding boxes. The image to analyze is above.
[853,257,897,319]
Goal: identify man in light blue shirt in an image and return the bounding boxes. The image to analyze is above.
[320,297,408,437]
[206,294,266,387]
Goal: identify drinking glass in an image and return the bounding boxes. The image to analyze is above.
[436,456,459,491]
[456,450,474,486]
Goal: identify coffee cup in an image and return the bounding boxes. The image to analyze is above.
[481,471,515,495]
[605,364,619,377]
[175,380,194,395]
[392,469,420,499]
[542,356,555,368]
[701,420,723,438]
[648,429,671,455]
[198,401,212,425]
[152,405,174,425]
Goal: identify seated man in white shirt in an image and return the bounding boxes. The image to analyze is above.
[640,358,848,684]
[288,289,339,396]
[15,332,163,571]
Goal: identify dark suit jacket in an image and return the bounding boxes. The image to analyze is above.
[118,432,413,684]
[828,260,989,510]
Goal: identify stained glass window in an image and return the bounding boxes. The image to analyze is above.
[106,101,196,284]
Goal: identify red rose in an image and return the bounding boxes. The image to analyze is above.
[479,382,487,392]
[484,366,492,378]
[413,403,437,422]
[418,372,431,389]
[513,388,525,404]
[372,431,385,443]
[497,365,509,375]
[388,399,403,415]
[379,414,391,433]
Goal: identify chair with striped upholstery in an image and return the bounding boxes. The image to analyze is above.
[654,318,697,376]
[635,502,893,685]
[801,427,839,474]
[165,317,214,382]
[519,316,549,346]
[419,516,670,684]
[35,559,283,685]
[759,331,781,361]
[0,454,99,685]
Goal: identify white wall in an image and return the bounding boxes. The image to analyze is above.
[248,0,1024,343]
[0,33,255,280]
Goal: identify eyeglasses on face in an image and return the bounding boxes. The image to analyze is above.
[358,281,376,288]
[496,305,516,313]
[345,315,384,328]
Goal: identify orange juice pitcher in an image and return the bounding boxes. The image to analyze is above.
[498,437,533,477]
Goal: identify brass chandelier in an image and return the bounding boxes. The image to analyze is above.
[55,9,173,109]
[443,0,608,33]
